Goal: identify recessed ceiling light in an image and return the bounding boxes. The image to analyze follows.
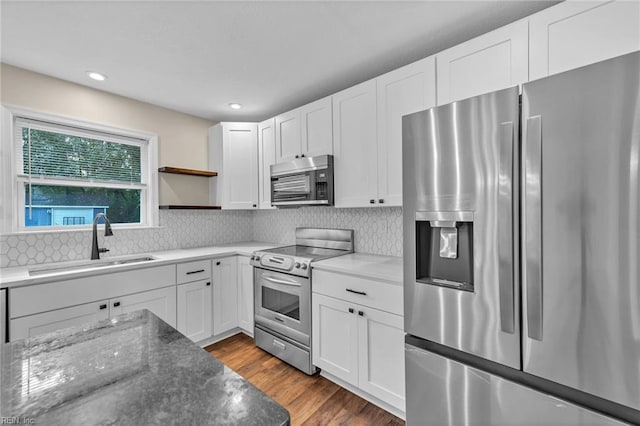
[228,103,242,110]
[86,71,107,81]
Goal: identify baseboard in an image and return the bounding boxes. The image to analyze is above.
[199,327,255,349]
[320,370,406,420]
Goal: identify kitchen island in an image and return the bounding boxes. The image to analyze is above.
[0,309,290,425]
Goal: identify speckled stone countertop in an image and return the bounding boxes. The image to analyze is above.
[0,310,290,425]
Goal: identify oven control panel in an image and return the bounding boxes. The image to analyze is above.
[250,252,310,277]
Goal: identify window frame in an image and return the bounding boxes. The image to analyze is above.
[1,105,159,233]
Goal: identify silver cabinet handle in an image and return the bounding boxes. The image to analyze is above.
[498,121,515,334]
[263,276,302,287]
[524,115,543,341]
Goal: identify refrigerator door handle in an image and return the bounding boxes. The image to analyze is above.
[498,121,515,334]
[524,115,543,341]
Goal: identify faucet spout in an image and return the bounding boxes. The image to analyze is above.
[91,213,113,260]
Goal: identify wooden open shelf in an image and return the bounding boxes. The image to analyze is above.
[159,205,222,210]
[158,167,217,177]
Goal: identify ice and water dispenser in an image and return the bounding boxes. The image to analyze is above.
[415,211,474,292]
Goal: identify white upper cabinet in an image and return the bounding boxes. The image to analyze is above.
[376,56,436,206]
[275,96,333,163]
[209,122,259,210]
[332,79,379,208]
[529,0,640,80]
[275,110,301,163]
[258,118,276,209]
[437,20,529,105]
[300,96,333,158]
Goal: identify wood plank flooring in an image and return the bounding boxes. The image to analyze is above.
[206,333,405,426]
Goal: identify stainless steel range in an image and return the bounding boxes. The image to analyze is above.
[250,228,354,375]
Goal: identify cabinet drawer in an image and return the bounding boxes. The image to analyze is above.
[11,265,176,319]
[177,260,211,284]
[313,270,403,316]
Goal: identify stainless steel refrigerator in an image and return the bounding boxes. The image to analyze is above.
[402,51,640,425]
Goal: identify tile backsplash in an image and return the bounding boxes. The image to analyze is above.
[0,207,402,268]
[252,207,402,256]
[0,210,253,268]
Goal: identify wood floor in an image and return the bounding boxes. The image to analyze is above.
[206,333,405,426]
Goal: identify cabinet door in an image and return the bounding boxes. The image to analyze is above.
[237,256,254,334]
[10,300,109,341]
[258,118,276,209]
[111,286,177,328]
[212,257,239,335]
[332,79,379,207]
[177,279,212,342]
[376,56,436,206]
[529,0,640,80]
[222,123,259,210]
[357,307,405,411]
[275,109,301,163]
[300,96,333,158]
[312,293,359,386]
[437,20,528,105]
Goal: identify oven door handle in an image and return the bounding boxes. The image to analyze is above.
[263,276,302,287]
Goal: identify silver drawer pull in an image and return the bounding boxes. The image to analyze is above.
[346,288,367,296]
[186,269,205,275]
[272,340,286,350]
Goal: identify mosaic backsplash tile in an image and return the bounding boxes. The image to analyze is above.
[252,207,403,257]
[0,207,402,268]
[0,210,253,268]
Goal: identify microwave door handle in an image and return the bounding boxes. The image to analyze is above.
[524,115,543,341]
[263,276,302,287]
[274,186,310,192]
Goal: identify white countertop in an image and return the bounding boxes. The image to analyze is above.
[0,242,277,289]
[312,253,403,284]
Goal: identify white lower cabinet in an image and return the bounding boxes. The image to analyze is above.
[312,292,405,413]
[312,294,359,384]
[111,286,177,328]
[177,279,212,342]
[11,300,110,341]
[357,304,405,410]
[212,257,239,335]
[237,256,254,334]
[11,285,177,341]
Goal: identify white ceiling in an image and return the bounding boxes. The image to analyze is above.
[1,1,557,122]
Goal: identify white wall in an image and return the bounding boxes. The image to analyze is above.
[1,64,215,206]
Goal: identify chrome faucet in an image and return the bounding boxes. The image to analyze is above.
[91,213,113,260]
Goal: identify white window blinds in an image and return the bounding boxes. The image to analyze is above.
[14,117,146,185]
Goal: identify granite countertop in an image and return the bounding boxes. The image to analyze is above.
[312,252,403,284]
[0,242,277,289]
[0,310,290,425]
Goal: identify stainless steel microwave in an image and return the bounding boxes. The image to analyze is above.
[270,155,334,207]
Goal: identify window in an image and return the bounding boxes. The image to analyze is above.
[2,108,158,231]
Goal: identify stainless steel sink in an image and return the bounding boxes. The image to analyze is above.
[29,256,156,276]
